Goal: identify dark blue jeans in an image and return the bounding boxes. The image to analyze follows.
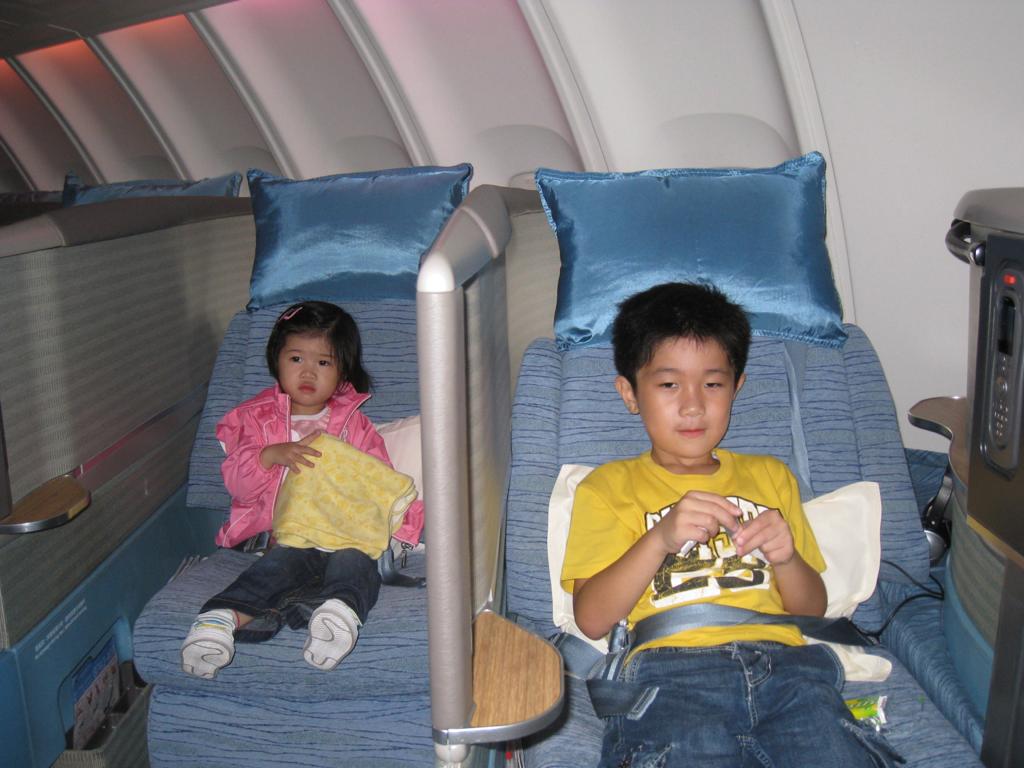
[203,545,381,643]
[599,642,903,768]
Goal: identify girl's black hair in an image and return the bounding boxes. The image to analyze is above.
[266,301,371,393]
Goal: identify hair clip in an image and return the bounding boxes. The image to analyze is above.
[280,306,303,321]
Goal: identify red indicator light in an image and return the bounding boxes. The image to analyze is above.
[1004,273,1018,286]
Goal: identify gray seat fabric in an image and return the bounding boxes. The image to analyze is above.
[133,301,432,767]
[878,578,985,751]
[505,332,981,767]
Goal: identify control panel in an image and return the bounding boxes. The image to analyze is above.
[970,231,1024,562]
[983,266,1024,475]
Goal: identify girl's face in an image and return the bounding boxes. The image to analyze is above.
[276,332,343,415]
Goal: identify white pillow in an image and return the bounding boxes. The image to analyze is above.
[548,466,884,660]
[378,415,423,502]
[803,481,882,618]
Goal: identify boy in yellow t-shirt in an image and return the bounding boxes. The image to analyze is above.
[562,282,899,767]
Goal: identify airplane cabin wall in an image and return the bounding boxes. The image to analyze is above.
[1,0,1021,451]
[793,0,1024,451]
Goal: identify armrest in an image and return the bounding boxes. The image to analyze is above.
[0,383,206,534]
[418,185,512,293]
[0,475,90,534]
[421,185,556,761]
[454,611,563,743]
[908,396,969,485]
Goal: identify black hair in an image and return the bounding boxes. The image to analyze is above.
[266,301,371,393]
[612,282,751,387]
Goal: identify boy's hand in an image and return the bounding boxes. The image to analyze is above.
[732,509,794,565]
[657,491,743,555]
[259,431,322,472]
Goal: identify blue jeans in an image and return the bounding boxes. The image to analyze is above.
[599,642,903,768]
[203,545,381,642]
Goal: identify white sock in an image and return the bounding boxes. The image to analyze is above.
[181,608,236,679]
[303,599,361,671]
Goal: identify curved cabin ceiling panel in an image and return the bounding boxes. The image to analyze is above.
[95,15,279,180]
[521,0,799,172]
[351,0,581,186]
[193,0,409,179]
[0,60,94,190]
[15,40,174,182]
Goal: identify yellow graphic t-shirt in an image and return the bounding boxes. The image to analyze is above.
[561,449,825,650]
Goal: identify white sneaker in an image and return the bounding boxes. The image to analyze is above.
[303,599,361,670]
[181,609,236,679]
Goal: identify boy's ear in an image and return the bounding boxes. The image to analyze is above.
[615,375,639,414]
[734,372,746,398]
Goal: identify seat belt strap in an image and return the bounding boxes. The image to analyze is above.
[632,603,873,648]
[377,540,425,587]
[555,605,873,719]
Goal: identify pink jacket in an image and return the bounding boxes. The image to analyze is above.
[214,383,424,549]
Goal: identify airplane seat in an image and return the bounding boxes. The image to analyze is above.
[133,302,432,765]
[507,334,981,767]
[417,176,983,766]
[0,196,255,767]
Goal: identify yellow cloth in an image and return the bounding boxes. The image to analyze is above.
[561,449,825,650]
[273,434,417,558]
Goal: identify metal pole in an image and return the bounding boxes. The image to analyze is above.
[0,403,13,521]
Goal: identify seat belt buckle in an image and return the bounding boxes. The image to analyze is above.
[608,618,629,653]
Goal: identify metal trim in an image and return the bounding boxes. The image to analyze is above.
[0,401,13,523]
[431,692,563,746]
[0,382,207,534]
[86,37,189,180]
[518,0,608,172]
[7,55,104,183]
[760,0,856,323]
[188,10,298,179]
[327,0,434,167]
[71,382,208,492]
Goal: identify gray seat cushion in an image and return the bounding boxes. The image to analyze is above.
[505,330,980,766]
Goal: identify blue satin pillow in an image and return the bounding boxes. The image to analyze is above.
[535,152,845,349]
[246,164,472,309]
[62,172,242,206]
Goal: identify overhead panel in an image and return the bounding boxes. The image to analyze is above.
[521,0,799,172]
[0,60,93,190]
[96,15,278,181]
[15,40,174,182]
[351,0,581,187]
[193,0,409,179]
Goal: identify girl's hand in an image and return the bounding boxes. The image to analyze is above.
[732,509,795,565]
[259,431,322,472]
[657,491,743,555]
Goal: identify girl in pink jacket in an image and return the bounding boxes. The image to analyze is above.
[180,301,424,679]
